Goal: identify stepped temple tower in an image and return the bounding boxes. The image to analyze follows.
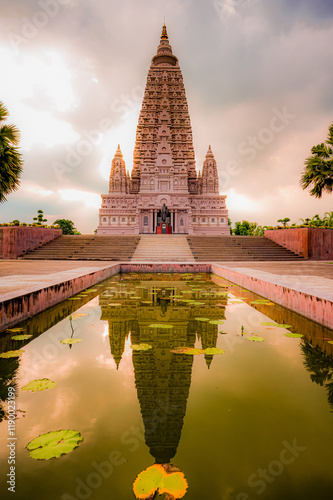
[97,25,229,235]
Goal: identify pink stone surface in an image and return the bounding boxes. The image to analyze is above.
[265,228,333,259]
[0,264,120,332]
[211,263,333,330]
[97,25,229,236]
[0,227,61,259]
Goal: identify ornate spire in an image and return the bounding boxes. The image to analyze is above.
[205,145,214,159]
[161,23,168,40]
[115,144,123,157]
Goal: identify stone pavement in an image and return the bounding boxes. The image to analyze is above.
[0,259,332,300]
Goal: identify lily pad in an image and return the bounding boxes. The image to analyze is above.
[60,338,82,345]
[195,317,210,322]
[260,322,293,328]
[246,336,265,342]
[26,429,83,460]
[71,313,89,319]
[284,333,304,338]
[184,348,205,355]
[11,334,33,340]
[148,324,174,329]
[0,350,25,358]
[133,463,188,499]
[327,340,333,345]
[6,328,25,332]
[22,378,56,392]
[131,344,153,351]
[250,299,272,305]
[170,346,192,354]
[209,320,225,324]
[204,347,225,355]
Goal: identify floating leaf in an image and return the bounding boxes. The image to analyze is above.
[195,317,210,322]
[184,348,204,355]
[260,322,292,328]
[85,289,98,292]
[22,378,56,392]
[229,300,244,304]
[26,429,83,460]
[170,346,192,354]
[60,338,82,345]
[133,464,187,500]
[6,328,25,333]
[131,344,153,351]
[327,340,333,345]
[284,333,304,338]
[209,320,225,325]
[246,336,265,342]
[0,350,25,358]
[204,347,225,355]
[11,334,33,340]
[71,314,89,319]
[148,324,174,329]
[250,299,271,305]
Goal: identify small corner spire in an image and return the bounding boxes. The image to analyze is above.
[115,144,123,157]
[161,23,168,40]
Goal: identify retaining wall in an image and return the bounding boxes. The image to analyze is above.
[265,228,333,259]
[0,227,61,259]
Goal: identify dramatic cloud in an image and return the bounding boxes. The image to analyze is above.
[1,0,332,231]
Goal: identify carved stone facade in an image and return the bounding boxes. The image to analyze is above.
[97,25,229,235]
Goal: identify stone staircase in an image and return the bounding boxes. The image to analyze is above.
[22,235,140,261]
[187,236,303,261]
[132,235,195,261]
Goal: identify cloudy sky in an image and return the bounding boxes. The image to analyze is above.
[1,0,333,232]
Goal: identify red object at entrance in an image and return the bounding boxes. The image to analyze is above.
[156,223,172,234]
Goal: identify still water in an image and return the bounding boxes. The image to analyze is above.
[0,272,333,500]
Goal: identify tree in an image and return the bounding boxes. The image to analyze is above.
[233,220,258,235]
[300,124,333,198]
[0,101,23,203]
[277,218,290,227]
[33,209,47,225]
[54,219,78,235]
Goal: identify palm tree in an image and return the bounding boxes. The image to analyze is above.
[300,124,333,198]
[0,101,23,203]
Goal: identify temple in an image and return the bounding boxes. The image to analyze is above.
[97,24,229,235]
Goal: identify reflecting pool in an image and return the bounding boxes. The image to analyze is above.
[0,273,333,500]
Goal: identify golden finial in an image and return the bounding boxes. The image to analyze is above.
[161,23,168,40]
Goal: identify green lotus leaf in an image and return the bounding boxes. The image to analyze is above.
[22,378,56,392]
[11,334,33,340]
[60,338,82,345]
[195,317,210,322]
[160,469,188,498]
[284,333,304,338]
[170,346,192,354]
[204,347,225,355]
[184,348,204,355]
[131,344,153,351]
[246,336,265,342]
[250,299,271,305]
[209,320,225,324]
[133,464,163,498]
[26,429,83,460]
[0,350,25,358]
[327,340,333,345]
[260,322,293,328]
[6,328,25,332]
[148,324,174,329]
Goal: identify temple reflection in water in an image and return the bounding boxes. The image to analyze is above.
[100,273,226,463]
